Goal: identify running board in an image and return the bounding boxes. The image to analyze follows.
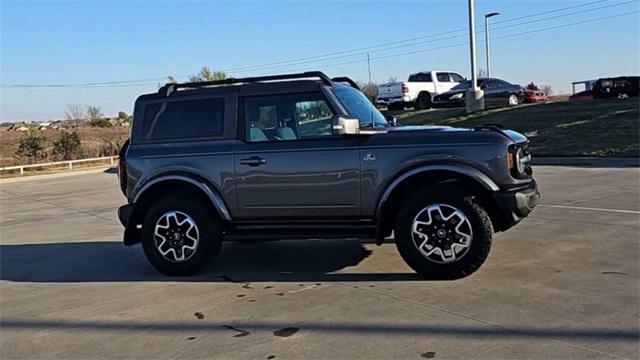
[223,220,376,242]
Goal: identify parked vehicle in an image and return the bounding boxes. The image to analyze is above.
[117,71,539,279]
[377,71,466,110]
[592,76,639,99]
[523,89,547,103]
[433,78,525,107]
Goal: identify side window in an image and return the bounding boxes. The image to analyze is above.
[450,73,465,82]
[295,100,333,138]
[408,73,432,82]
[142,98,224,140]
[244,93,334,142]
[436,72,450,82]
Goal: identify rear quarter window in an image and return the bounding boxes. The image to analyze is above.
[408,73,432,82]
[142,98,225,140]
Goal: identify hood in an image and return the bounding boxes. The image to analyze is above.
[389,125,529,144]
[388,125,471,132]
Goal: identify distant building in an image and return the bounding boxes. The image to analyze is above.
[571,79,597,94]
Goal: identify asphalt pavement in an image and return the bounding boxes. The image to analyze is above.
[0,166,638,359]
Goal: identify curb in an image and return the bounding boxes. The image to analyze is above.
[533,157,639,167]
[0,166,116,184]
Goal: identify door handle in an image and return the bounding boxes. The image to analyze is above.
[240,156,267,167]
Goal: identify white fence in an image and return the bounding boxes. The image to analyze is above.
[0,156,118,176]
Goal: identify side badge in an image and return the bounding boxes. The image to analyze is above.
[363,152,376,162]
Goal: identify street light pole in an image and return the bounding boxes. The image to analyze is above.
[466,0,484,113]
[484,12,500,77]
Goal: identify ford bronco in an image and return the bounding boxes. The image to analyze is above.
[117,71,540,279]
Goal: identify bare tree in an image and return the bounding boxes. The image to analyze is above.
[86,106,103,121]
[64,104,85,121]
[387,77,398,83]
[478,68,487,78]
[357,81,379,104]
[540,84,553,96]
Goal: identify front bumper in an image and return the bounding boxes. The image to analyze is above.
[492,180,540,231]
[432,99,465,108]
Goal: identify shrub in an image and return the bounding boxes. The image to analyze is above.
[16,128,45,159]
[52,131,81,160]
[91,119,112,127]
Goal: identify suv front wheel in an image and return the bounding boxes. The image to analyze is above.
[142,193,222,276]
[394,186,493,279]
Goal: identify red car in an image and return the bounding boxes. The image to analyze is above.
[524,89,547,103]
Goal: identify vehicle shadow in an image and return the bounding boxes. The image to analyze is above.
[0,240,419,283]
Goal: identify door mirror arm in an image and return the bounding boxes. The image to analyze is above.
[384,114,398,127]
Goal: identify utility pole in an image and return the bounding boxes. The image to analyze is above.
[484,12,500,77]
[367,52,372,83]
[466,0,484,113]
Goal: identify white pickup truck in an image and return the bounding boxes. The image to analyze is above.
[377,70,466,110]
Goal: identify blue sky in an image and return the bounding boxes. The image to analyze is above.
[1,0,638,121]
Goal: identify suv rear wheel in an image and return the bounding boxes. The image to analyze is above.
[394,185,492,279]
[142,193,222,276]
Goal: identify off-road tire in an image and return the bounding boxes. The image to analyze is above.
[394,185,493,280]
[142,193,222,276]
[416,92,432,110]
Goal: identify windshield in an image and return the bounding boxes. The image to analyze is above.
[451,79,485,90]
[333,85,388,128]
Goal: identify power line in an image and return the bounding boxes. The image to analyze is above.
[223,0,615,73]
[231,0,638,75]
[2,1,637,88]
[237,10,639,75]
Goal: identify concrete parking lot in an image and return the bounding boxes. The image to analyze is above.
[1,166,638,359]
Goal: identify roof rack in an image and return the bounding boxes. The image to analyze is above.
[158,71,334,96]
[331,77,360,90]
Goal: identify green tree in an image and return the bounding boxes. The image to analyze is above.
[16,128,45,159]
[52,131,82,160]
[188,66,227,82]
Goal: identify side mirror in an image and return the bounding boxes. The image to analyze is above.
[332,116,360,135]
[385,114,397,127]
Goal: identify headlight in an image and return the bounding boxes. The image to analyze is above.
[509,145,532,177]
[450,93,464,99]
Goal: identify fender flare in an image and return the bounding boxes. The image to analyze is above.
[375,163,500,218]
[133,174,231,221]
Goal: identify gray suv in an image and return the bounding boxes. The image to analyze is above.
[117,72,539,279]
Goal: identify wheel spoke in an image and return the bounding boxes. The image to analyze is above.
[411,203,473,264]
[153,210,200,263]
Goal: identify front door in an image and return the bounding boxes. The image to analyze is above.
[234,92,360,219]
